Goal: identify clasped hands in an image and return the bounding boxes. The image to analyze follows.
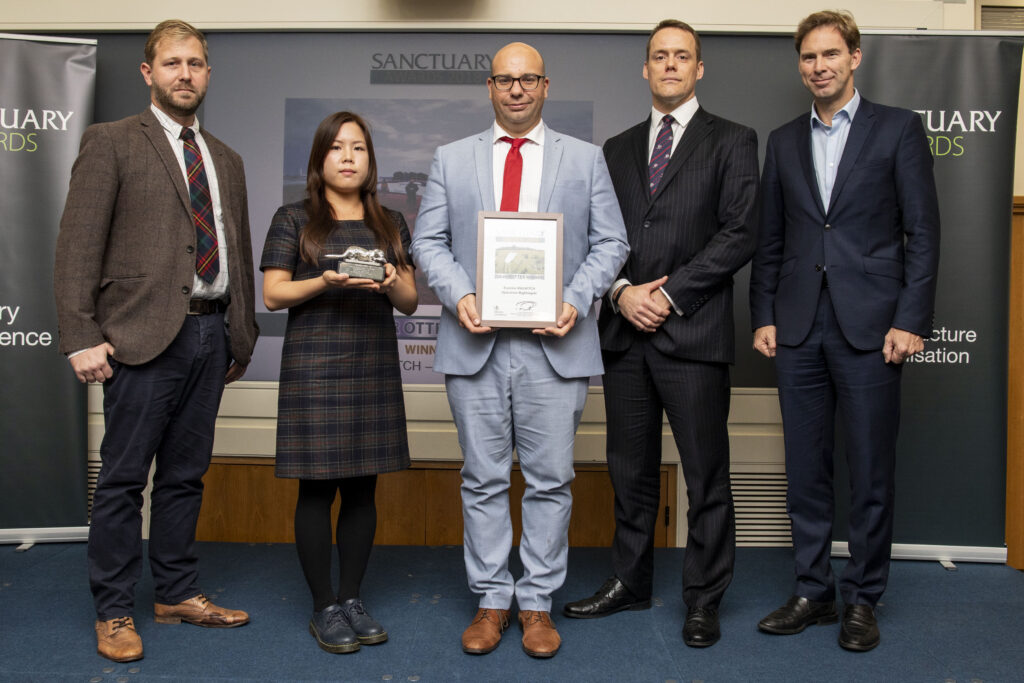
[616,276,671,333]
[456,294,578,337]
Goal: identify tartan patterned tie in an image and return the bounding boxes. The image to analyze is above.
[499,136,529,211]
[181,127,219,284]
[648,114,675,195]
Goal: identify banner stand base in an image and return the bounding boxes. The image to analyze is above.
[832,541,1007,564]
[1,526,89,545]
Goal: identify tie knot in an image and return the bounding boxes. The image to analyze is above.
[180,127,196,141]
[500,136,528,150]
[660,115,675,129]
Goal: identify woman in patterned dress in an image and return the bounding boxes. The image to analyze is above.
[260,112,417,654]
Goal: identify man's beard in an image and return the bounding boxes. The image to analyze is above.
[152,82,205,118]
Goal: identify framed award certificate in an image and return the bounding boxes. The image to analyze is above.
[475,211,563,328]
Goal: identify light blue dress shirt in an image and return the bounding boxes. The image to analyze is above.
[810,89,860,212]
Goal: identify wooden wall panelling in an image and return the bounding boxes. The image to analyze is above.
[196,459,678,549]
[1008,197,1024,570]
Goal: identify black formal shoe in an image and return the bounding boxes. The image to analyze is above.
[838,604,880,652]
[562,577,651,619]
[758,595,838,635]
[682,607,720,648]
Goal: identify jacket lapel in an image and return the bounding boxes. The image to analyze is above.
[796,114,826,216]
[649,108,712,206]
[827,98,876,213]
[139,108,191,214]
[538,127,563,212]
[474,131,495,212]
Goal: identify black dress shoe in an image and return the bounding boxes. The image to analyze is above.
[683,607,720,648]
[758,595,838,635]
[562,577,651,619]
[339,598,388,645]
[839,604,880,652]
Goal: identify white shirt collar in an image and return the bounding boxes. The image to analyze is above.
[651,96,700,129]
[492,120,545,146]
[150,103,200,139]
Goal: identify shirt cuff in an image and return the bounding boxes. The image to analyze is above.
[609,278,631,314]
[660,286,683,316]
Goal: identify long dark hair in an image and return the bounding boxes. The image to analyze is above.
[299,111,408,268]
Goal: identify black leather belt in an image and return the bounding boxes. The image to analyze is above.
[188,298,227,315]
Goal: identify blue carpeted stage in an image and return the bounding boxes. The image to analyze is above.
[1,543,1021,681]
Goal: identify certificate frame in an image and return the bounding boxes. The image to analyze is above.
[476,211,563,328]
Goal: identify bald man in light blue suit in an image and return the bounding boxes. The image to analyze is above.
[412,42,628,658]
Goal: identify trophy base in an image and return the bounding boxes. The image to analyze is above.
[337,261,385,282]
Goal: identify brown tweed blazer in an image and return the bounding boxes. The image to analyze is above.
[54,108,258,366]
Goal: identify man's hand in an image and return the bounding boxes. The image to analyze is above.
[69,342,116,383]
[617,276,670,332]
[225,362,247,384]
[883,327,924,364]
[456,294,493,334]
[533,302,578,337]
[752,325,777,358]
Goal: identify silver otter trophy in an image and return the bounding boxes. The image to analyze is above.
[326,246,387,282]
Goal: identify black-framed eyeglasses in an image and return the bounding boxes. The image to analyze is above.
[490,74,545,91]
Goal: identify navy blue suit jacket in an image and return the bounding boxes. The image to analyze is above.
[749,97,940,350]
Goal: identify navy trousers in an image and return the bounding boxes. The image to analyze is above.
[775,287,902,607]
[88,312,229,620]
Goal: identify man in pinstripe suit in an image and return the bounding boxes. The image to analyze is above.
[563,19,759,648]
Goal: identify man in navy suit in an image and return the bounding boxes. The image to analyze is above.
[412,42,628,658]
[563,20,759,648]
[749,10,939,652]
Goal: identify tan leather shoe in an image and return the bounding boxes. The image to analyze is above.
[153,594,249,628]
[519,610,561,658]
[461,608,510,654]
[95,616,143,662]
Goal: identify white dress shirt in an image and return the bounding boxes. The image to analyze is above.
[492,120,545,212]
[150,103,230,301]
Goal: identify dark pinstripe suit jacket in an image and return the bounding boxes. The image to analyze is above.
[598,107,759,364]
[54,108,258,366]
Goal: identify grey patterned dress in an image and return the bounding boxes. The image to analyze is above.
[260,201,411,479]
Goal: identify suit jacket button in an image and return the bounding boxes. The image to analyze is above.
[186,245,195,253]
[824,223,832,231]
[815,264,823,272]
[643,221,651,228]
[182,286,190,295]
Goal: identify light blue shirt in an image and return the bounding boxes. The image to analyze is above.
[810,90,860,212]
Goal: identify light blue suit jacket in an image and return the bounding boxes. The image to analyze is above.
[411,125,629,378]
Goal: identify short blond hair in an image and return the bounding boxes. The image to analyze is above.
[144,19,208,64]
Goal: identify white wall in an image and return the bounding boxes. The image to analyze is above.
[0,0,978,31]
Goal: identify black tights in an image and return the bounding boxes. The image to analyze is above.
[294,475,377,611]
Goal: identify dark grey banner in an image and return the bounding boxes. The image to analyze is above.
[0,35,95,535]
[47,29,1024,549]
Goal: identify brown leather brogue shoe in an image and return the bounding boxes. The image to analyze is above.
[461,607,510,654]
[519,610,561,658]
[95,616,143,662]
[153,594,249,628]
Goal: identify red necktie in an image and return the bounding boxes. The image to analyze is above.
[499,136,529,211]
[181,127,219,284]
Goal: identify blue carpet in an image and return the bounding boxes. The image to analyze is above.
[0,543,1021,681]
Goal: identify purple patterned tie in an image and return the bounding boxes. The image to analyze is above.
[648,114,675,195]
[181,127,219,284]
